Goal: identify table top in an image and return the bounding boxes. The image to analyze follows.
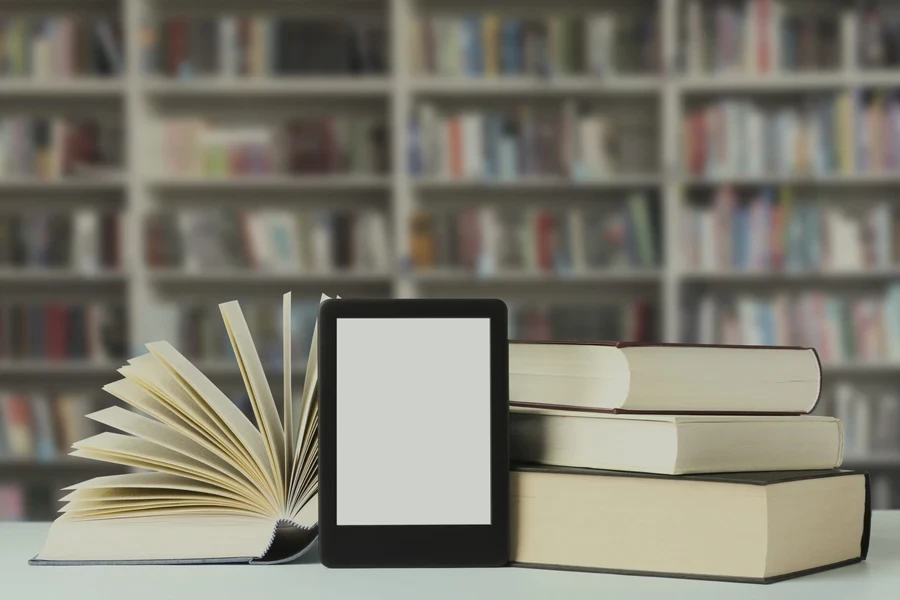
[2,513,899,599]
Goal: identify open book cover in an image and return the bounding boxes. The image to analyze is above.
[30,293,323,565]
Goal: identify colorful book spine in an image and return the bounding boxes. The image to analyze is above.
[683,96,858,177]
[410,102,655,180]
[0,303,126,362]
[688,286,900,363]
[684,0,839,75]
[415,12,657,76]
[412,198,658,274]
[0,16,122,78]
[507,301,657,342]
[146,209,390,273]
[146,16,386,77]
[159,117,387,178]
[683,186,895,272]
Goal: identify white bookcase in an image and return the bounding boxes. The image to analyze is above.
[3,0,900,513]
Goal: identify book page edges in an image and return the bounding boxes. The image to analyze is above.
[32,514,276,563]
[511,406,840,424]
[31,514,319,565]
[283,292,293,486]
[218,301,286,501]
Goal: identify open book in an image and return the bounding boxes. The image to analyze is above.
[31,293,323,565]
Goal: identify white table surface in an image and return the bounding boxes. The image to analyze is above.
[1,513,898,599]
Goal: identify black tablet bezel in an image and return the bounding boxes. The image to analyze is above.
[317,298,509,568]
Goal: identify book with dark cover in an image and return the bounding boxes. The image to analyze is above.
[9,305,24,359]
[0,216,11,266]
[332,213,353,269]
[99,305,127,359]
[27,306,44,359]
[512,465,871,584]
[275,20,352,75]
[67,306,86,359]
[287,119,330,174]
[47,214,71,267]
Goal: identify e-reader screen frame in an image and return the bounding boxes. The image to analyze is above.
[318,298,509,568]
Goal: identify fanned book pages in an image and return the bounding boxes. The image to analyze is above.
[30,293,325,565]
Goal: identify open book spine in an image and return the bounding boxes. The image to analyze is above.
[251,521,320,565]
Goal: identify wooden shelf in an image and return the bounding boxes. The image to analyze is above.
[147,175,391,192]
[415,269,662,285]
[413,175,661,191]
[0,270,127,285]
[411,75,660,96]
[0,176,126,192]
[143,76,390,97]
[0,78,124,97]
[683,269,900,283]
[683,174,900,187]
[678,72,847,93]
[0,459,125,471]
[854,71,900,87]
[0,361,121,377]
[148,269,393,286]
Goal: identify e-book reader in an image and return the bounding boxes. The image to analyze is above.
[318,299,509,567]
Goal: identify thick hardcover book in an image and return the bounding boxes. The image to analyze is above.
[511,407,844,475]
[510,340,822,414]
[511,465,870,583]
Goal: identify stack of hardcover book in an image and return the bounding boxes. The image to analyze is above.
[509,341,870,583]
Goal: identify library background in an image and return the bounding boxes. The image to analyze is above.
[1,0,900,519]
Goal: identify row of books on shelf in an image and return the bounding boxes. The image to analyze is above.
[689,287,900,364]
[684,92,900,178]
[0,303,126,362]
[683,0,839,75]
[412,12,657,77]
[859,1,900,69]
[0,392,97,462]
[853,90,900,173]
[683,96,846,178]
[409,102,653,181]
[0,16,122,78]
[149,300,319,369]
[159,117,388,178]
[0,211,121,271]
[145,210,391,273]
[0,483,59,521]
[507,301,656,343]
[143,16,386,78]
[411,196,658,273]
[832,382,900,459]
[0,116,120,181]
[682,187,897,271]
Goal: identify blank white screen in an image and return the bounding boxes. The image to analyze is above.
[336,318,492,525]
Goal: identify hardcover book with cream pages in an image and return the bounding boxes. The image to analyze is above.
[509,341,822,414]
[31,293,323,565]
[510,407,844,475]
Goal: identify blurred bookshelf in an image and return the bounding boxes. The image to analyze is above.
[4,0,900,518]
